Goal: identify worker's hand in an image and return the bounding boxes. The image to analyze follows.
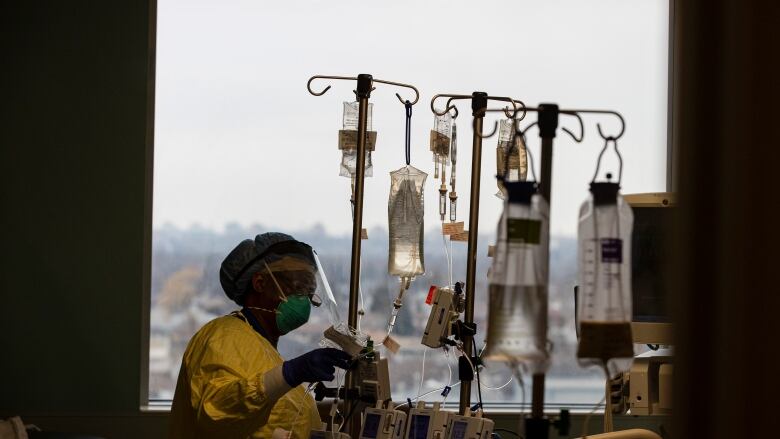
[281,348,352,387]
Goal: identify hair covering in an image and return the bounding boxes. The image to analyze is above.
[219,232,316,305]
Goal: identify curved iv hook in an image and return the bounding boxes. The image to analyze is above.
[307,75,421,105]
[514,111,583,144]
[430,94,472,116]
[373,78,421,105]
[568,109,626,141]
[433,105,459,119]
[501,99,529,122]
[475,118,499,139]
[559,111,585,143]
[307,75,355,96]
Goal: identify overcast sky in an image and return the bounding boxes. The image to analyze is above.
[153,0,668,238]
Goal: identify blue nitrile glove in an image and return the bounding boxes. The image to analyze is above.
[282,348,353,387]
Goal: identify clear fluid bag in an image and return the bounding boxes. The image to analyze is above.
[576,182,634,373]
[388,165,427,278]
[430,113,452,179]
[339,101,375,178]
[483,181,550,374]
[495,119,528,199]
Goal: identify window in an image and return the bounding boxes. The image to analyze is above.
[150,0,669,407]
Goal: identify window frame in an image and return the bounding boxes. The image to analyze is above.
[139,0,677,409]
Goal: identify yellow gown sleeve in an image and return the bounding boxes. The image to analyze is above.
[187,326,291,437]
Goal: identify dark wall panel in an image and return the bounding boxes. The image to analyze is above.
[1,1,154,412]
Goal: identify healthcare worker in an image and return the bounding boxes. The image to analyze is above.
[170,232,352,439]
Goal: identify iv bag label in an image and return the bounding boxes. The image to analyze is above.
[601,238,623,263]
[429,130,450,156]
[339,130,377,151]
[507,218,541,244]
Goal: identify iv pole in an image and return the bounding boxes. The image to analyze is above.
[486,104,625,439]
[307,73,420,439]
[430,92,523,415]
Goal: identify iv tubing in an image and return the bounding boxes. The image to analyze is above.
[442,233,453,287]
[416,348,428,402]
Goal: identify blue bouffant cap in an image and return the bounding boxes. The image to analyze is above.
[219,232,314,305]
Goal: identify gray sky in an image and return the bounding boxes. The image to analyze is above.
[153,0,668,238]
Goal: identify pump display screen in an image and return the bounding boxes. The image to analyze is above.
[362,413,382,439]
[408,415,431,439]
[451,421,468,439]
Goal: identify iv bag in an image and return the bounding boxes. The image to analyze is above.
[430,113,451,178]
[576,182,634,374]
[388,165,427,278]
[496,120,528,199]
[484,181,550,373]
[339,101,376,178]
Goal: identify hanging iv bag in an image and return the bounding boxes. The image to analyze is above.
[576,182,634,374]
[483,181,550,374]
[430,113,452,179]
[496,119,528,199]
[388,165,427,278]
[339,101,376,178]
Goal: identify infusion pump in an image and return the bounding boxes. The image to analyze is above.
[406,401,451,439]
[359,402,407,439]
[445,411,494,439]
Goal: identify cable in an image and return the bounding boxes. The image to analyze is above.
[480,375,513,391]
[332,370,344,433]
[449,238,454,287]
[288,383,318,439]
[443,348,454,403]
[442,232,453,287]
[417,348,428,401]
[475,359,484,410]
[494,429,524,439]
[339,400,360,433]
[413,381,462,403]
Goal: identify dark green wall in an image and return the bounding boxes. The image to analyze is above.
[2,0,154,420]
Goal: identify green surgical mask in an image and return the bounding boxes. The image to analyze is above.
[275,294,311,335]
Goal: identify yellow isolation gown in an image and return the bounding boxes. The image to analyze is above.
[169,312,321,439]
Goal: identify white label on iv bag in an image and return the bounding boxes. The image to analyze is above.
[339,130,377,151]
[580,238,628,321]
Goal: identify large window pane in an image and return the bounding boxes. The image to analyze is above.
[151,0,668,406]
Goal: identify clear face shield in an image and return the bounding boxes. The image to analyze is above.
[260,253,341,326]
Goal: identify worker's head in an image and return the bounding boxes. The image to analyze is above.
[219,233,321,335]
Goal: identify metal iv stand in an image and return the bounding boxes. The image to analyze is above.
[306,74,420,439]
[430,92,524,415]
[484,104,626,439]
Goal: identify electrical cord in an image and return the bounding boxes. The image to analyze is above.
[339,400,360,433]
[416,348,428,402]
[472,345,484,410]
[494,428,525,439]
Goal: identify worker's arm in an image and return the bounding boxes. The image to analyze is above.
[188,330,351,435]
[188,330,291,435]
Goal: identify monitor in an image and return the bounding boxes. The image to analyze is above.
[624,192,675,345]
[408,415,431,439]
[362,413,382,439]
[450,421,468,439]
